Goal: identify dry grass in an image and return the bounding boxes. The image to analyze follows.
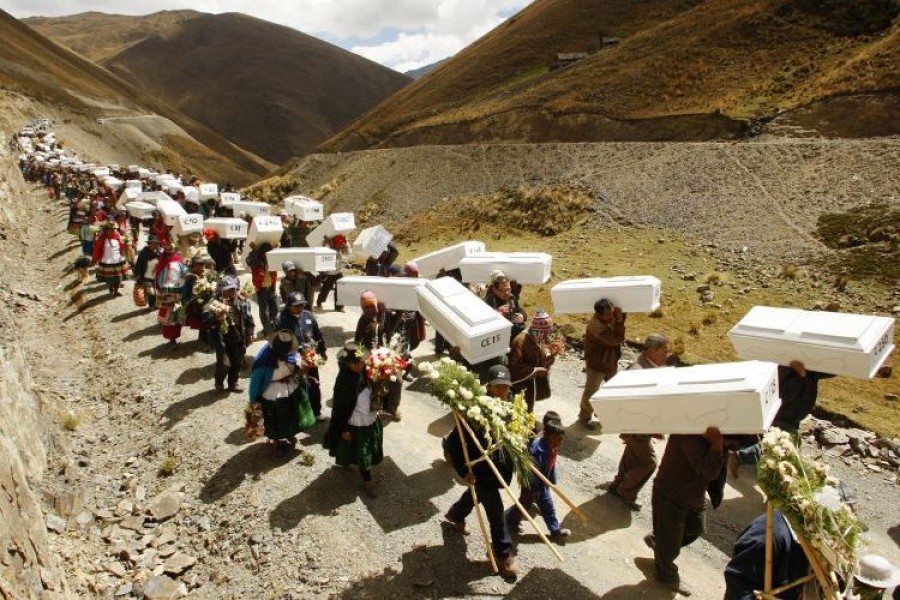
[158,455,179,477]
[389,212,899,437]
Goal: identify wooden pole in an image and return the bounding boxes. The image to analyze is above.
[764,501,774,593]
[456,413,564,562]
[452,411,498,574]
[795,534,841,600]
[527,463,587,523]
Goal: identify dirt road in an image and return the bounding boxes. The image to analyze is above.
[5,182,893,599]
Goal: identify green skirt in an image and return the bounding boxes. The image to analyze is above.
[261,390,306,441]
[330,419,383,471]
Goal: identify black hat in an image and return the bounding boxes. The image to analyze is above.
[268,330,299,357]
[286,292,307,307]
[486,364,511,386]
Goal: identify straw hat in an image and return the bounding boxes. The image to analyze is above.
[855,554,900,588]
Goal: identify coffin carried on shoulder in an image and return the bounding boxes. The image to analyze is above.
[173,213,204,237]
[284,195,324,222]
[414,241,486,279]
[459,251,552,284]
[228,201,271,218]
[247,215,283,246]
[198,183,218,201]
[125,201,156,220]
[551,276,661,314]
[91,167,110,178]
[117,188,141,208]
[102,176,124,191]
[266,247,337,274]
[352,225,393,258]
[156,200,188,227]
[219,192,241,205]
[416,277,512,364]
[728,306,895,380]
[591,360,781,435]
[336,276,425,311]
[306,213,356,248]
[182,186,200,203]
[137,191,174,206]
[124,180,142,191]
[204,217,247,240]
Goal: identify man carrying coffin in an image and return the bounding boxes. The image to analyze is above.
[646,426,725,596]
[606,334,669,511]
[728,360,834,475]
[579,298,626,430]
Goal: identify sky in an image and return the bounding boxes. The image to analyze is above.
[5,0,532,73]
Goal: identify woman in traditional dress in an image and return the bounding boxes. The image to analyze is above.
[248,330,311,451]
[154,241,188,346]
[323,343,383,497]
[92,219,131,296]
[508,309,557,413]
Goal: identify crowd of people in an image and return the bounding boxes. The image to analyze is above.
[14,122,899,597]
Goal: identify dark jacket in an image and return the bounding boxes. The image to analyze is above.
[279,274,315,307]
[508,331,552,403]
[133,246,159,282]
[275,308,326,356]
[323,364,366,451]
[445,424,513,489]
[484,291,527,339]
[354,309,386,350]
[206,237,234,273]
[527,437,558,491]
[773,367,834,432]
[583,313,626,379]
[653,434,724,511]
[724,511,808,600]
[384,309,425,356]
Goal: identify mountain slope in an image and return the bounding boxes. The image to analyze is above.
[0,10,272,184]
[28,11,412,163]
[321,0,900,151]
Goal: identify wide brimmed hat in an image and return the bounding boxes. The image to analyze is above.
[190,256,207,266]
[855,554,900,588]
[338,342,364,363]
[268,329,299,356]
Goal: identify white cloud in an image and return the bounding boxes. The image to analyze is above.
[5,0,531,70]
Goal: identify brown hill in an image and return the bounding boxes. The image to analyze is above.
[0,10,272,184]
[321,0,900,151]
[27,11,412,164]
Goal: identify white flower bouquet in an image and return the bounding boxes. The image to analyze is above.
[419,357,536,483]
[757,428,863,579]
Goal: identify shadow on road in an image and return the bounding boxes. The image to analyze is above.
[161,387,225,429]
[269,466,361,530]
[333,527,488,599]
[122,323,160,342]
[200,442,299,504]
[112,307,151,323]
[507,567,601,599]
[560,425,602,462]
[559,492,633,542]
[359,458,454,533]
[600,557,675,599]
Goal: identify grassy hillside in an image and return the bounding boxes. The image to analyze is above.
[321,0,900,150]
[0,10,272,184]
[28,11,411,163]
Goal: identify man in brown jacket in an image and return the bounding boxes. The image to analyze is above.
[579,298,626,429]
[607,334,669,511]
[646,427,725,596]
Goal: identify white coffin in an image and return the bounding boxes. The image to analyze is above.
[125,201,156,220]
[156,200,188,227]
[591,360,782,435]
[205,217,248,240]
[352,225,393,258]
[336,276,425,311]
[103,176,124,191]
[173,213,204,237]
[266,247,337,274]
[124,180,142,191]
[117,188,141,207]
[283,195,324,221]
[198,183,219,201]
[162,181,184,195]
[183,186,200,202]
[729,306,895,380]
[551,276,662,314]
[306,213,356,248]
[154,173,177,185]
[247,216,284,246]
[219,192,241,205]
[137,168,150,178]
[416,277,512,364]
[228,201,271,217]
[414,241,487,279]
[91,167,110,178]
[459,251,552,284]
[128,165,140,173]
[138,191,174,206]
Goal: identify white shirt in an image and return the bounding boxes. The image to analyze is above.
[101,238,122,264]
[262,360,300,400]
[348,386,377,427]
